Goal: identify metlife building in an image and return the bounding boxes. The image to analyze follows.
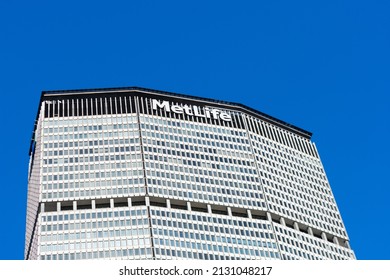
[25,87,355,260]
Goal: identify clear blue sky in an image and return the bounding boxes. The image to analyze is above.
[0,1,388,260]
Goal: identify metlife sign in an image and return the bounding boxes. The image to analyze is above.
[152,99,232,122]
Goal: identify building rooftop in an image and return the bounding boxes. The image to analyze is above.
[30,86,312,155]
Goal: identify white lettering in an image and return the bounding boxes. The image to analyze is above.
[151,99,232,122]
[182,104,193,115]
[171,105,184,114]
[152,99,170,112]
[219,112,232,121]
[193,105,205,117]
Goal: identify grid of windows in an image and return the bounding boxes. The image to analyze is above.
[141,115,266,210]
[38,207,152,260]
[274,224,353,260]
[40,115,145,202]
[25,88,355,260]
[249,127,347,239]
[150,207,279,260]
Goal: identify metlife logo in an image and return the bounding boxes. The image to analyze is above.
[151,99,232,122]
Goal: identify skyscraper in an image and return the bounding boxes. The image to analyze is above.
[25,87,355,260]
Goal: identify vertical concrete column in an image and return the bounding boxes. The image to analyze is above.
[166,199,171,209]
[280,217,286,226]
[92,200,96,210]
[345,240,351,249]
[73,201,77,211]
[247,209,252,219]
[333,236,339,245]
[41,203,45,213]
[321,232,327,241]
[186,201,191,211]
[145,196,150,207]
[57,202,61,212]
[293,222,299,231]
[127,197,132,207]
[207,205,212,214]
[307,227,313,236]
[227,207,232,216]
[110,199,114,208]
[267,212,272,222]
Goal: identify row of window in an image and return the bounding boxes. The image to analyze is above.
[155,248,277,260]
[41,184,145,200]
[39,248,277,260]
[43,123,138,134]
[40,248,152,260]
[43,131,140,142]
[40,237,151,253]
[43,169,143,183]
[43,138,140,150]
[41,227,150,243]
[43,115,138,128]
[42,179,144,192]
[43,145,140,158]
[42,153,141,165]
[41,217,149,232]
[43,161,142,175]
[141,123,248,144]
[41,208,147,222]
[139,115,244,137]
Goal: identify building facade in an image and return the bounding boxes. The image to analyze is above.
[25,87,355,260]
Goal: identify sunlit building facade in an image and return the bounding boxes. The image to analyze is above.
[25,87,355,260]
